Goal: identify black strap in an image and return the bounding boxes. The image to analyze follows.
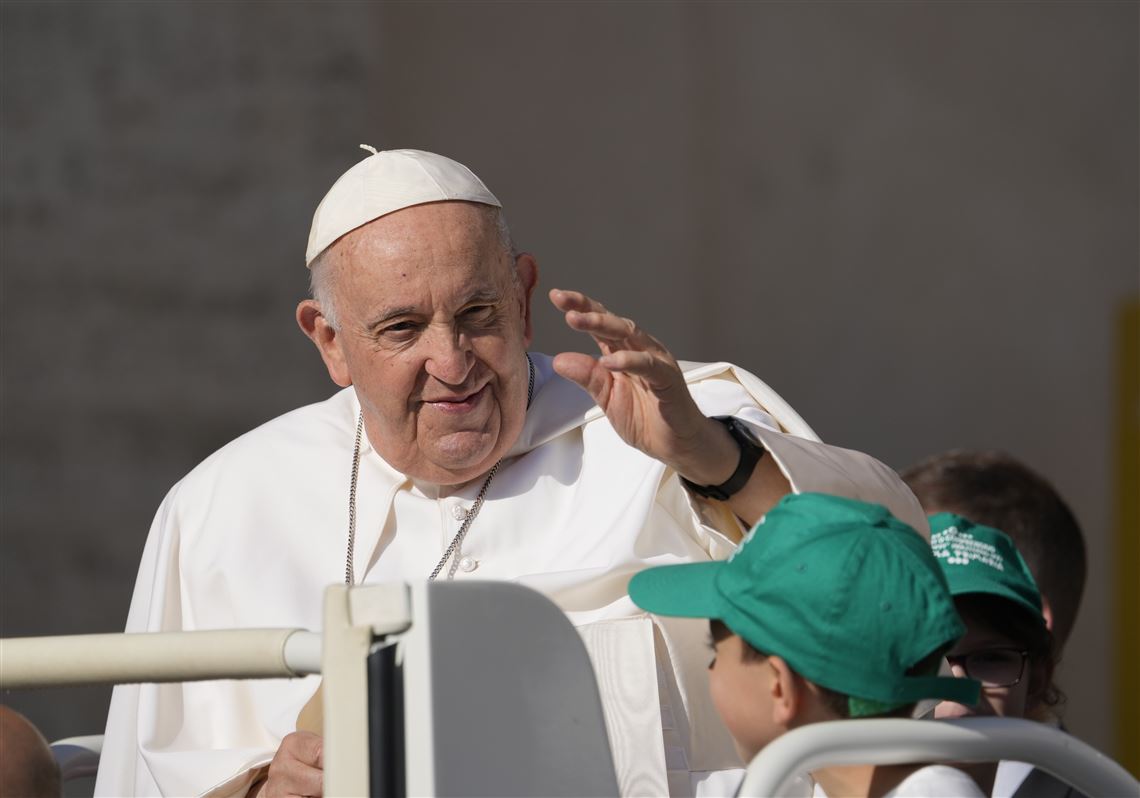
[679,416,765,501]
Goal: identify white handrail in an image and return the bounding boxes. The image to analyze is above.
[0,629,322,687]
[739,716,1138,797]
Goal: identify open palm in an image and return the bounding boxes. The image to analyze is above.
[549,288,713,471]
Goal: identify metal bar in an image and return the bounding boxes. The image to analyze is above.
[739,716,1138,797]
[0,629,320,688]
[321,585,373,798]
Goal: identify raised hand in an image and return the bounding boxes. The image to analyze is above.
[548,288,738,488]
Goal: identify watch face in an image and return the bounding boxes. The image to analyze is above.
[724,416,761,446]
[716,416,762,453]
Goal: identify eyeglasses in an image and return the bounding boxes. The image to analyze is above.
[945,648,1028,688]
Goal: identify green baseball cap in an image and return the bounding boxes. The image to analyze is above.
[928,513,1045,624]
[629,493,980,715]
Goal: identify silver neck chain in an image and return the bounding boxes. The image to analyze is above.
[345,354,535,585]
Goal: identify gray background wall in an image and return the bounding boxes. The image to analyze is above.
[2,0,1136,771]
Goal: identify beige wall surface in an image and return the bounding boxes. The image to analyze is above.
[2,0,1136,768]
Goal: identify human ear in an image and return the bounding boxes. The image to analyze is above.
[768,656,802,727]
[514,253,539,347]
[297,299,352,388]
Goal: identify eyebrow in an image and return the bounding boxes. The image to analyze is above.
[365,287,504,332]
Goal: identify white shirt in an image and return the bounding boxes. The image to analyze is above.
[992,761,1034,798]
[94,354,927,797]
[883,765,987,797]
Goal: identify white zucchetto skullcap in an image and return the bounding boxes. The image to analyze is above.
[305,146,501,267]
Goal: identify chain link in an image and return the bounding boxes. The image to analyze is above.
[345,412,365,586]
[431,460,500,581]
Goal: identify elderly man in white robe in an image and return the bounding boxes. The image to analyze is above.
[94,148,925,798]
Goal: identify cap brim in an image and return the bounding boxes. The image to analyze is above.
[628,561,726,619]
[894,674,982,707]
[953,585,1045,627]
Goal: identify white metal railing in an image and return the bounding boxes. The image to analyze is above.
[5,587,1137,798]
[739,715,1138,797]
[0,628,322,687]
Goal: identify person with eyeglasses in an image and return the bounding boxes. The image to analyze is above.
[929,514,1085,798]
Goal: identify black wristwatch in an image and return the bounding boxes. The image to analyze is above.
[680,416,766,501]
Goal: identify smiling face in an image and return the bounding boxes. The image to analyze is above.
[299,201,537,486]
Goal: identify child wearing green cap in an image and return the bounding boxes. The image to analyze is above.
[928,514,1076,798]
[628,492,985,798]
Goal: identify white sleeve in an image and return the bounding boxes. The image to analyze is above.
[750,428,930,537]
[685,368,929,538]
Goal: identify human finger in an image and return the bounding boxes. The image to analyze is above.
[265,762,322,797]
[548,288,607,315]
[597,350,678,391]
[280,731,323,768]
[563,309,644,344]
[552,352,612,402]
[263,732,324,797]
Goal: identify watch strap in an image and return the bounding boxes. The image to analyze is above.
[680,416,765,501]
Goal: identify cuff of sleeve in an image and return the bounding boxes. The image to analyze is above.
[748,426,930,537]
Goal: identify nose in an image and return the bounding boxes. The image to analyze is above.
[423,323,474,385]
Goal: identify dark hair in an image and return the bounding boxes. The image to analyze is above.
[708,620,940,719]
[711,618,755,656]
[952,593,1062,710]
[901,450,1086,647]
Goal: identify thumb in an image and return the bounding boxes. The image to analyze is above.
[314,737,323,770]
[552,353,611,402]
[289,731,324,768]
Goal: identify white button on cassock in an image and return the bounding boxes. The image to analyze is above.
[458,557,477,573]
[452,505,468,521]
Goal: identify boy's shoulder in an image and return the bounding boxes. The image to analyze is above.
[882,764,986,797]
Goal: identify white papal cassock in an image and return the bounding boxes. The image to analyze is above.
[95,354,927,798]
